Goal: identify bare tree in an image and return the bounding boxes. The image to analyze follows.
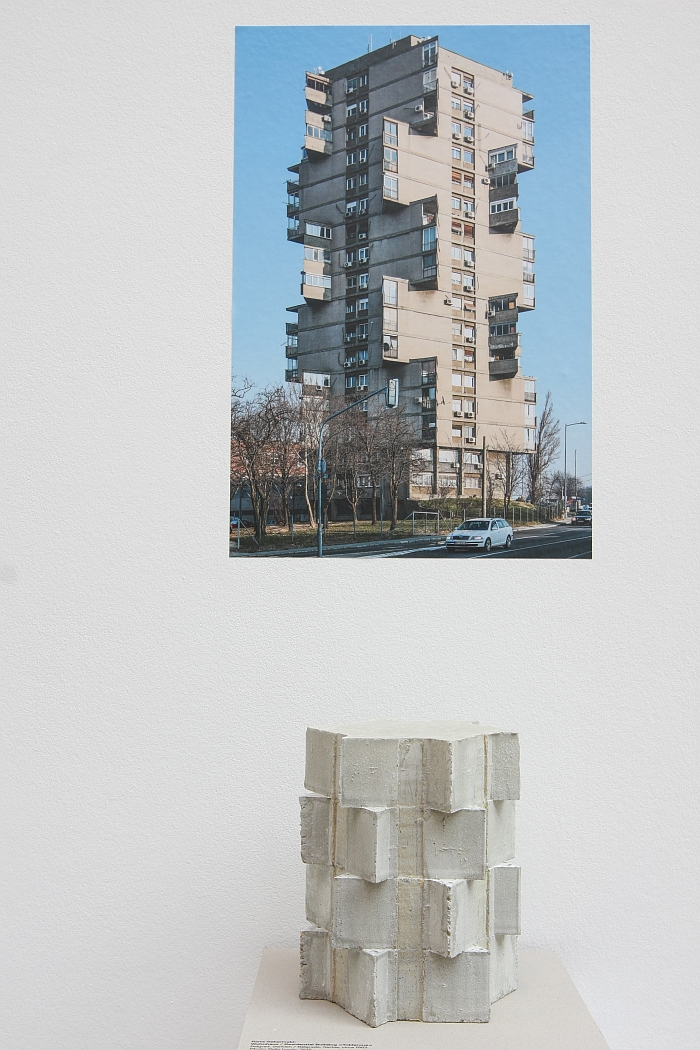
[526,391,560,504]
[374,405,422,530]
[488,430,527,518]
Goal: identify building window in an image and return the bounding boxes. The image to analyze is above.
[523,235,535,261]
[452,322,462,337]
[463,100,474,117]
[451,120,461,137]
[304,246,331,263]
[346,275,357,289]
[346,127,356,143]
[347,77,357,94]
[490,296,516,313]
[452,372,463,387]
[346,375,357,389]
[305,222,331,239]
[523,261,535,281]
[422,253,437,277]
[492,172,517,188]
[346,301,356,315]
[490,322,517,336]
[451,96,462,111]
[359,148,367,163]
[525,428,536,443]
[359,98,368,113]
[358,123,368,137]
[383,175,398,199]
[463,149,474,164]
[524,282,535,301]
[383,334,398,357]
[490,198,517,213]
[358,272,369,289]
[359,72,368,87]
[346,200,357,217]
[346,152,357,166]
[384,147,398,172]
[345,250,356,266]
[358,197,369,214]
[451,70,462,87]
[346,103,357,118]
[357,322,368,339]
[488,146,516,165]
[451,196,461,211]
[452,346,464,362]
[451,220,462,236]
[303,272,331,289]
[463,248,475,265]
[358,348,369,364]
[451,146,461,160]
[358,246,369,261]
[358,297,369,312]
[463,125,474,139]
[452,169,462,185]
[463,199,474,214]
[451,271,462,285]
[422,202,436,225]
[464,326,475,341]
[463,273,474,290]
[303,371,330,388]
[463,174,474,191]
[453,398,462,413]
[383,306,398,332]
[423,40,437,67]
[451,246,461,262]
[522,119,534,142]
[383,279,398,305]
[423,68,437,89]
[383,119,398,146]
[306,124,332,142]
[463,374,475,388]
[526,403,537,417]
[451,296,463,311]
[422,226,437,252]
[452,425,462,437]
[358,374,368,388]
[358,171,368,187]
[346,176,356,191]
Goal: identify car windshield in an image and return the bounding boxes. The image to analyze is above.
[460,520,489,530]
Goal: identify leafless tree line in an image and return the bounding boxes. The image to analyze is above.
[231,380,421,540]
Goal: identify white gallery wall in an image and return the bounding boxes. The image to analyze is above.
[1,2,699,1049]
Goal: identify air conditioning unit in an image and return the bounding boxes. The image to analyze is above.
[414,397,422,405]
[453,411,463,417]
[464,84,474,94]
[358,385,368,392]
[358,232,367,240]
[465,437,476,443]
[452,132,461,140]
[444,298,452,306]
[465,411,475,418]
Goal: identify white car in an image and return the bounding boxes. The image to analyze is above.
[445,517,514,552]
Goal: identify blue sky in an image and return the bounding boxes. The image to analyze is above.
[233,25,591,484]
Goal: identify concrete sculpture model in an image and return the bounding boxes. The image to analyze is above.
[299,720,520,1026]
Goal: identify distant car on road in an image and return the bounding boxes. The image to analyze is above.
[445,517,514,552]
[572,510,592,526]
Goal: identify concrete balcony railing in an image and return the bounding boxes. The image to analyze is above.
[285,368,300,383]
[487,158,518,178]
[305,84,330,108]
[302,282,331,302]
[489,357,520,380]
[518,151,535,171]
[489,207,519,232]
[489,332,520,353]
[304,134,332,158]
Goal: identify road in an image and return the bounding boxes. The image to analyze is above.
[355,524,592,559]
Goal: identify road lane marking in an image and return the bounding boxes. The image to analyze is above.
[366,535,591,558]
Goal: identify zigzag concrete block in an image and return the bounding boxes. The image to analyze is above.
[299,720,520,1026]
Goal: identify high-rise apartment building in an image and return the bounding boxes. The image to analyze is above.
[285,34,537,500]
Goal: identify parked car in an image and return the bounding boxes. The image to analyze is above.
[572,510,592,526]
[445,517,514,552]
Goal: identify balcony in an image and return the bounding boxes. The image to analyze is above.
[285,322,298,336]
[489,357,519,380]
[523,247,536,262]
[285,368,300,382]
[412,265,438,290]
[423,76,438,95]
[305,84,330,108]
[487,158,518,179]
[489,206,519,232]
[421,371,436,386]
[304,133,332,158]
[518,151,535,171]
[489,332,520,353]
[286,201,300,218]
[412,109,437,135]
[287,221,304,243]
[302,279,331,302]
[489,306,518,326]
[525,391,536,403]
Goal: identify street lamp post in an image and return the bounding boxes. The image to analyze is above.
[563,422,586,522]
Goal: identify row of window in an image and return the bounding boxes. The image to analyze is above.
[345,197,369,217]
[490,296,516,313]
[452,372,476,388]
[490,198,517,214]
[450,69,474,91]
[346,173,368,191]
[346,149,368,166]
[345,323,369,341]
[346,123,368,143]
[346,272,368,289]
[451,220,474,239]
[346,298,369,314]
[383,174,398,199]
[451,146,475,164]
[345,374,369,389]
[451,245,475,266]
[344,348,369,366]
[451,96,474,117]
[345,247,370,265]
[453,347,475,364]
[452,169,474,190]
[303,272,332,289]
[490,322,517,337]
[453,399,476,414]
[452,271,475,290]
[451,120,474,139]
[346,98,369,118]
[383,119,398,147]
[452,322,475,339]
[452,424,476,438]
[346,72,368,94]
[306,124,332,142]
[452,196,475,215]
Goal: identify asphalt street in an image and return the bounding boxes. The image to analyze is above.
[356,524,592,559]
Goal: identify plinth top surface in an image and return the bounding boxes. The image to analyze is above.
[311,719,516,740]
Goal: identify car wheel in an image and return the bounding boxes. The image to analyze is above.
[505,534,512,549]
[484,538,491,552]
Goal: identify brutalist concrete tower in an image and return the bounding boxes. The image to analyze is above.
[299,720,521,1026]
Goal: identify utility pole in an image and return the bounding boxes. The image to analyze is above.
[564,421,586,523]
[316,381,399,557]
[481,436,487,517]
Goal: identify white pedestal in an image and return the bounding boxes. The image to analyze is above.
[237,947,610,1050]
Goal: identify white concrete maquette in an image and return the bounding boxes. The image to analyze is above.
[299,720,521,1026]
